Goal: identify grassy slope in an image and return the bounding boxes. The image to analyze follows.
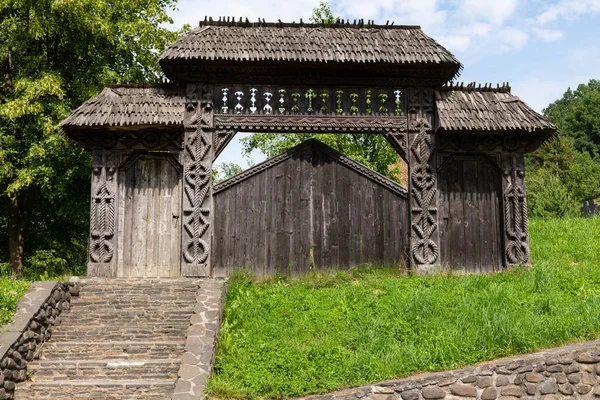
[207,218,600,399]
[0,278,31,327]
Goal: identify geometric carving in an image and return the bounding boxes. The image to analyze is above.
[409,119,438,266]
[90,166,116,263]
[213,115,407,133]
[181,84,213,276]
[437,133,546,154]
[503,171,529,264]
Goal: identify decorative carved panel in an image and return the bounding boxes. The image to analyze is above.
[181,84,214,276]
[213,86,406,117]
[501,154,530,265]
[408,120,439,269]
[88,151,119,277]
[73,130,182,151]
[437,133,547,154]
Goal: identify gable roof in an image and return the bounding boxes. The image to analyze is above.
[159,19,462,84]
[60,85,185,131]
[435,84,556,135]
[213,139,407,197]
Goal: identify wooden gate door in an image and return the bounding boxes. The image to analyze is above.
[438,156,504,272]
[117,153,182,277]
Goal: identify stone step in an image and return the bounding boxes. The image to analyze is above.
[56,319,191,329]
[15,380,175,399]
[27,359,180,381]
[39,341,185,361]
[66,301,196,310]
[49,325,189,341]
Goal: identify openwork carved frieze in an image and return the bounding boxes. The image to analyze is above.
[213,86,406,117]
[181,84,214,276]
[89,152,118,265]
[501,155,530,265]
[409,119,439,267]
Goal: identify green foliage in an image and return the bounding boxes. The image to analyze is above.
[526,136,600,217]
[0,0,184,274]
[207,218,600,399]
[214,162,244,183]
[0,277,30,326]
[241,133,402,182]
[309,1,335,23]
[544,79,600,156]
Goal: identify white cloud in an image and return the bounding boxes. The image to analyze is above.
[457,0,519,25]
[536,0,600,25]
[498,27,529,52]
[512,77,577,113]
[532,28,564,42]
[437,35,470,52]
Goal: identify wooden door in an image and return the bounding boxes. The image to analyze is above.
[117,154,182,277]
[438,156,503,272]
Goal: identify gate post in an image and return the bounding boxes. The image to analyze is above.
[181,84,214,277]
[500,153,530,266]
[88,150,119,277]
[407,88,440,273]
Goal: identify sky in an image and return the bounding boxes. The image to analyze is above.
[166,0,600,168]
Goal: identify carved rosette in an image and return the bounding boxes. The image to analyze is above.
[501,155,530,265]
[181,84,214,276]
[89,151,118,270]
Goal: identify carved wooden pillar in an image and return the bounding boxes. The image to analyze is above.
[88,150,119,277]
[407,88,440,272]
[181,84,214,277]
[500,153,530,266]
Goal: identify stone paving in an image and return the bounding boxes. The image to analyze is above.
[12,278,225,400]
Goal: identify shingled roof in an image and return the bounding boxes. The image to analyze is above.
[435,84,557,134]
[159,19,462,84]
[60,85,185,130]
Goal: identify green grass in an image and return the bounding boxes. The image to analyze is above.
[0,277,32,327]
[207,217,600,399]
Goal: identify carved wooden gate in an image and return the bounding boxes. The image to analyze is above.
[62,20,557,277]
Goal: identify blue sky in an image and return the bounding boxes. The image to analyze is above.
[167,0,600,168]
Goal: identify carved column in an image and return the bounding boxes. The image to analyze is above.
[88,150,119,277]
[500,153,530,266]
[407,88,440,272]
[181,84,214,277]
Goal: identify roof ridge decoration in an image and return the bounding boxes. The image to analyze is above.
[198,15,422,29]
[213,138,407,197]
[441,82,512,94]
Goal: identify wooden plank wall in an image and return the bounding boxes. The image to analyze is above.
[438,155,504,272]
[117,155,182,277]
[213,149,408,277]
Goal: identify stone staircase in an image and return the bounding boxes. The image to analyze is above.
[14,279,203,399]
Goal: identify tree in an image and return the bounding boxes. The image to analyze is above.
[544,79,600,156]
[241,2,405,183]
[526,136,600,217]
[309,1,335,23]
[0,0,183,275]
[214,162,244,183]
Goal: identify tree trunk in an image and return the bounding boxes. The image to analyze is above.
[8,189,35,276]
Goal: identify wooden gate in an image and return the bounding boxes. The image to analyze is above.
[438,155,504,272]
[116,153,182,277]
[212,140,409,277]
